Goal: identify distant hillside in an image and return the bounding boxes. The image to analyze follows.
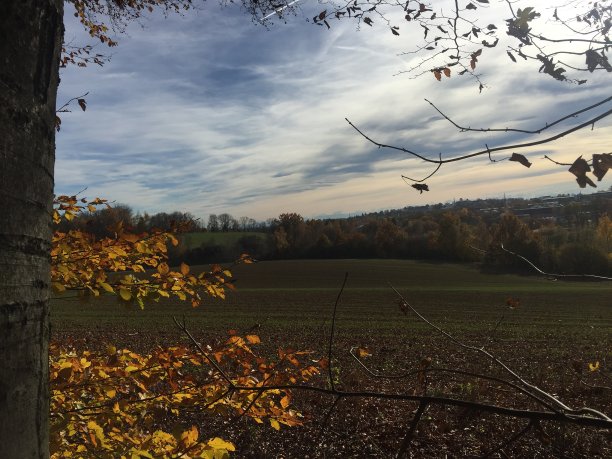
[350,190,612,224]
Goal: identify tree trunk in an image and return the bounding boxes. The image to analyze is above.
[0,1,63,457]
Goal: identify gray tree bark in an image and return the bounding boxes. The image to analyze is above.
[0,1,63,457]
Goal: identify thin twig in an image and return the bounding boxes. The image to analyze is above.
[543,155,574,166]
[56,92,89,113]
[425,96,612,135]
[346,107,612,166]
[500,244,612,281]
[401,153,442,182]
[328,273,349,391]
[348,348,560,412]
[390,286,611,421]
[223,382,612,427]
[172,316,235,387]
[316,395,342,447]
[479,420,534,459]
[489,314,505,342]
[396,400,428,458]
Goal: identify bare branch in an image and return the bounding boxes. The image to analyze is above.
[425,96,612,134]
[500,244,612,281]
[349,349,563,413]
[544,155,574,166]
[56,92,89,113]
[226,383,612,428]
[327,273,348,391]
[316,395,342,445]
[396,400,428,458]
[479,420,534,459]
[390,286,612,420]
[172,316,235,387]
[348,106,612,165]
[347,105,612,184]
[401,153,441,182]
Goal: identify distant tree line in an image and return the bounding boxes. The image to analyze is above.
[259,210,611,275]
[206,213,264,232]
[60,195,612,276]
[57,205,203,237]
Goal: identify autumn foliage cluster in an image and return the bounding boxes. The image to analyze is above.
[50,196,322,458]
[52,195,236,308]
[50,336,321,458]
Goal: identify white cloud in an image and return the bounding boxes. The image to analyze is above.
[55,1,612,220]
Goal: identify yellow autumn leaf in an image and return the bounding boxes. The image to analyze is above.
[181,425,198,448]
[180,262,189,276]
[152,430,176,445]
[280,395,290,409]
[87,420,106,447]
[358,347,372,358]
[589,361,600,371]
[270,419,280,431]
[119,288,131,301]
[206,437,235,451]
[105,388,116,398]
[97,368,109,379]
[246,335,261,344]
[99,282,114,293]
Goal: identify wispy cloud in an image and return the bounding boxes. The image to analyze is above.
[55,2,611,220]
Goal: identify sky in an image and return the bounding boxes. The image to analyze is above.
[55,0,612,221]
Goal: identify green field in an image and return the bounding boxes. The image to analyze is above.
[179,231,268,250]
[51,259,611,345]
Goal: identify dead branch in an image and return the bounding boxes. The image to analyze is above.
[327,272,348,391]
[172,316,235,387]
[500,243,612,281]
[425,96,612,134]
[56,92,89,113]
[543,155,574,166]
[390,286,611,421]
[348,348,561,412]
[346,106,612,167]
[396,399,428,458]
[479,420,535,459]
[221,383,612,428]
